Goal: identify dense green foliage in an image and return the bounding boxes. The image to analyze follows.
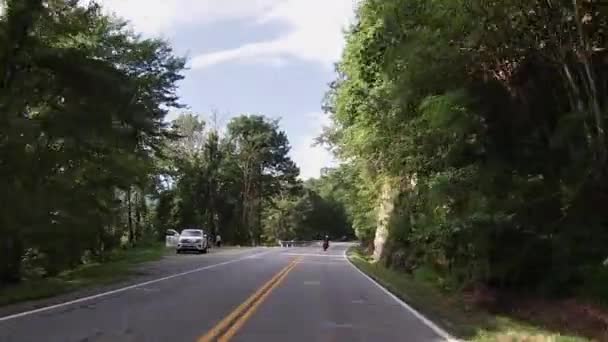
[0,0,184,283]
[305,167,364,241]
[155,113,354,246]
[154,113,302,245]
[0,0,344,288]
[14,0,608,306]
[326,0,608,297]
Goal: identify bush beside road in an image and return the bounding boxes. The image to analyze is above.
[347,247,590,342]
[0,243,167,307]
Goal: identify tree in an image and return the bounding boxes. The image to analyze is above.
[0,0,184,283]
[226,115,300,244]
[305,166,361,240]
[324,0,608,297]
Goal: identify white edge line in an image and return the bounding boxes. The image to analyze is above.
[342,247,459,342]
[0,250,274,322]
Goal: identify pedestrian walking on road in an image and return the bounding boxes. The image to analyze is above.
[216,234,222,247]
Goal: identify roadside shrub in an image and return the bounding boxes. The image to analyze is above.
[579,265,608,306]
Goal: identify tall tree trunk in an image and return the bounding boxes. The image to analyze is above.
[249,186,259,246]
[572,0,606,168]
[373,178,396,261]
[257,193,262,246]
[241,161,254,245]
[254,164,263,246]
[373,176,409,262]
[135,190,141,243]
[240,191,249,245]
[0,233,23,286]
[127,187,133,245]
[240,191,248,244]
[207,178,217,237]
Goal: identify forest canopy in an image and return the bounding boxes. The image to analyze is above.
[0,0,351,286]
[323,0,608,299]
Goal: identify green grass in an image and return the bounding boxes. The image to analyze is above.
[0,243,168,307]
[347,247,589,342]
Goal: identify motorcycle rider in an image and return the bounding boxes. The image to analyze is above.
[322,235,330,251]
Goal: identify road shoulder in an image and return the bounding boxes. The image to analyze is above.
[0,246,264,320]
[346,246,590,342]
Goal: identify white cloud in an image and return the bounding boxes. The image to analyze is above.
[97,0,280,36]
[191,0,356,70]
[191,39,284,69]
[98,0,356,68]
[97,1,349,177]
[290,112,336,180]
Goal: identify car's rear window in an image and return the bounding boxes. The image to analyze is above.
[181,230,202,236]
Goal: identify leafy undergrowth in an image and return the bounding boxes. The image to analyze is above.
[0,243,168,307]
[348,247,592,342]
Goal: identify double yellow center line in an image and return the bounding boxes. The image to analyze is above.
[198,257,301,342]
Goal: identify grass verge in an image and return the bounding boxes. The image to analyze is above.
[347,246,589,342]
[0,243,168,307]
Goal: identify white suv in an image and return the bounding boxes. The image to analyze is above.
[176,229,209,254]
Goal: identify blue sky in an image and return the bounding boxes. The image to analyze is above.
[99,0,356,179]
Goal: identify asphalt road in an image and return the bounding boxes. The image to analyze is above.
[0,243,450,342]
